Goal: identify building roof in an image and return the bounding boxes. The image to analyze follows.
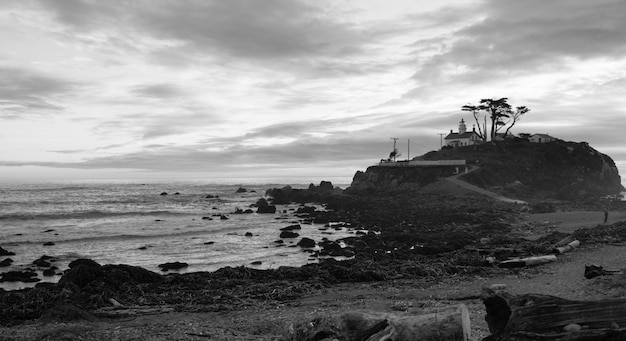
[445,131,479,140]
[531,133,555,139]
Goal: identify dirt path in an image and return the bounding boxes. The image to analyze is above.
[444,167,527,204]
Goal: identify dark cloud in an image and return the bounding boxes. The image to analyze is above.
[131,84,185,99]
[39,0,370,60]
[0,67,76,118]
[410,0,626,89]
[38,0,119,29]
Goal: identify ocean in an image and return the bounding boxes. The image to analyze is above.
[0,177,353,290]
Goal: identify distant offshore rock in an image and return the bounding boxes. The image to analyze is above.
[279,231,299,238]
[158,262,188,272]
[297,237,316,248]
[266,181,343,205]
[257,205,277,214]
[0,246,16,256]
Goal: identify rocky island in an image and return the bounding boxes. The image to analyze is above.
[1,138,625,340]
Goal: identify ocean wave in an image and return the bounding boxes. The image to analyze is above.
[0,210,186,220]
[11,224,249,245]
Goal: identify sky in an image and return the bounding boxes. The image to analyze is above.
[1,0,626,183]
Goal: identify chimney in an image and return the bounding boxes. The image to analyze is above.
[450,129,453,134]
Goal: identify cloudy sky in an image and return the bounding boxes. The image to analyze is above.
[1,0,625,183]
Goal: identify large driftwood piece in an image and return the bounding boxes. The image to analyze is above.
[284,304,471,341]
[497,255,557,268]
[482,288,626,341]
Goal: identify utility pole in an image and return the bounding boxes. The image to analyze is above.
[438,133,445,149]
[438,133,445,158]
[391,137,399,162]
[407,139,410,161]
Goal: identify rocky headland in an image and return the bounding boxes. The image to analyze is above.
[350,138,623,202]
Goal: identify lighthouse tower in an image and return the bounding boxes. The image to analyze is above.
[458,119,467,134]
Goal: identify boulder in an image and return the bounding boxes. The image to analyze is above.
[0,246,15,256]
[280,231,300,238]
[257,205,277,214]
[33,258,52,267]
[60,263,163,288]
[235,187,247,193]
[245,232,253,237]
[43,242,55,246]
[280,224,301,231]
[158,261,188,271]
[297,238,316,248]
[68,258,101,269]
[0,258,13,267]
[256,198,269,207]
[160,192,168,196]
[319,181,334,191]
[42,268,57,277]
[0,271,39,283]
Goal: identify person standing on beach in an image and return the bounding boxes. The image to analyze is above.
[604,209,609,223]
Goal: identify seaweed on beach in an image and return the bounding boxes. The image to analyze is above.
[573,221,626,244]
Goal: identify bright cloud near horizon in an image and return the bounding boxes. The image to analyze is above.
[1,0,626,182]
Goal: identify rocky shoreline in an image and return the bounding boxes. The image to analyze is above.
[1,182,625,329]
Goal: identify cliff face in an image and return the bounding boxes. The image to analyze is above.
[348,139,624,200]
[348,166,459,193]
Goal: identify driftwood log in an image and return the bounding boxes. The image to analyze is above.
[284,304,471,341]
[482,288,626,340]
[497,255,557,268]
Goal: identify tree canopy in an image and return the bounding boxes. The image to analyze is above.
[462,98,530,142]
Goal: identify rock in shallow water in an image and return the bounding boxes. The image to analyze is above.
[158,261,188,271]
[297,237,316,248]
[0,271,39,283]
[280,231,299,238]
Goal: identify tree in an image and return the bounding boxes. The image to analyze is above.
[503,106,530,136]
[461,104,486,142]
[460,98,530,142]
[479,97,512,141]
